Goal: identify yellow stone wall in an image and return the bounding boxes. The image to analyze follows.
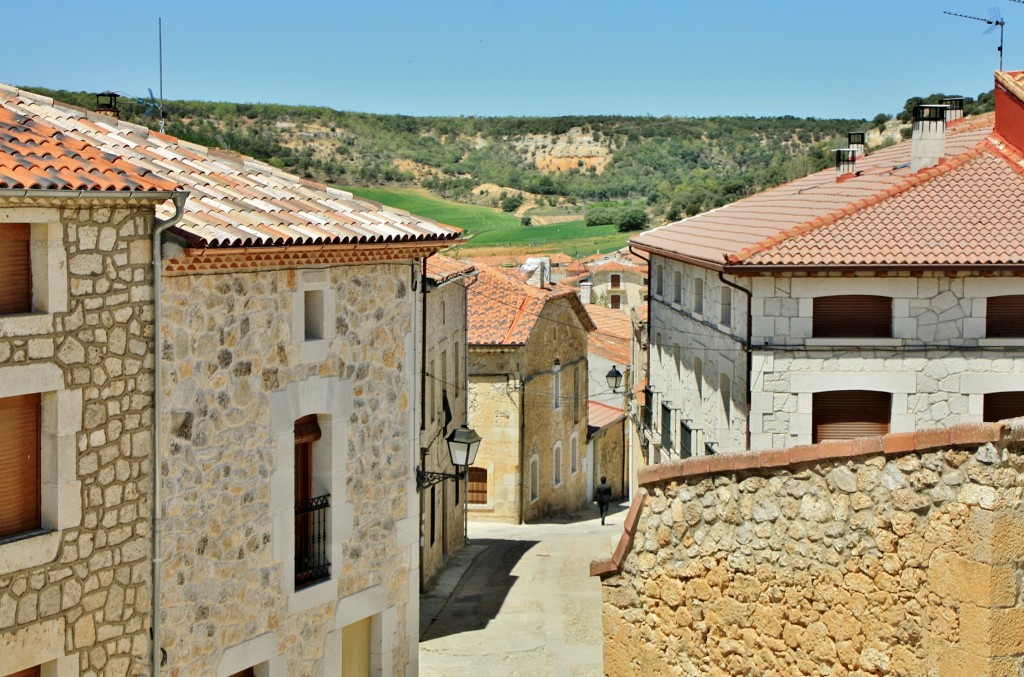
[599,422,1024,676]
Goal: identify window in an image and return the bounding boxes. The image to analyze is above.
[440,350,451,428]
[530,457,539,501]
[0,393,41,540]
[680,421,692,458]
[292,270,336,362]
[553,443,563,486]
[721,287,732,327]
[673,271,682,304]
[986,296,1024,338]
[720,374,731,424]
[468,467,488,504]
[429,486,436,545]
[228,669,256,677]
[984,392,1024,422]
[813,295,892,338]
[294,414,330,589]
[573,364,581,424]
[610,274,621,289]
[610,294,621,309]
[694,358,703,398]
[570,435,579,474]
[0,223,31,314]
[812,391,891,442]
[656,264,664,296]
[429,359,436,422]
[304,290,325,340]
[552,361,561,410]
[694,278,704,314]
[661,403,672,450]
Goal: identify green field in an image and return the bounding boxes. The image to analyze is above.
[339,186,630,257]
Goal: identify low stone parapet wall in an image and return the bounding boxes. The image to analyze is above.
[592,420,1024,676]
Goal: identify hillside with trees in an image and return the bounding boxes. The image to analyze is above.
[20,87,994,225]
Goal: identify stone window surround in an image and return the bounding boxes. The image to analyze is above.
[962,372,1024,419]
[784,371,918,439]
[2,617,80,676]
[322,585,397,676]
[0,362,82,577]
[965,278,1024,344]
[0,210,68,338]
[290,269,337,364]
[217,633,285,677]
[553,441,563,487]
[570,433,579,475]
[268,374,354,614]
[552,361,561,410]
[529,454,539,503]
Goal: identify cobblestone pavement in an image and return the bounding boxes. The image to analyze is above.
[418,501,628,676]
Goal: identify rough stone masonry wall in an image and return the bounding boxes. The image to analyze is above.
[594,421,1024,677]
[159,261,415,675]
[0,201,157,676]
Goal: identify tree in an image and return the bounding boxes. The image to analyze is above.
[872,113,889,131]
[499,192,524,212]
[616,207,648,232]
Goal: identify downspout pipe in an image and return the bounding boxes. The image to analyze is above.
[718,270,752,450]
[418,255,430,594]
[152,192,188,676]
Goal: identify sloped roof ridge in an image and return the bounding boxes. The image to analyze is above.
[986,131,1024,177]
[728,142,990,264]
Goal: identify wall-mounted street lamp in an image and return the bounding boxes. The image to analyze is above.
[606,365,625,393]
[416,424,482,490]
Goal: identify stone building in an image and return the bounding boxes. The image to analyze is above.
[0,85,461,675]
[592,418,1024,676]
[567,248,647,313]
[584,304,632,500]
[419,256,475,590]
[465,263,595,523]
[630,71,1024,458]
[0,97,182,675]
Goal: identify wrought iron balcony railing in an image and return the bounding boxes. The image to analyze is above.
[295,494,330,589]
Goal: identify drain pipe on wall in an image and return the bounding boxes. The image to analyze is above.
[151,192,188,676]
[718,270,752,450]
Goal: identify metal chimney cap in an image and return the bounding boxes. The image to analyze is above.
[913,104,950,122]
[941,97,965,110]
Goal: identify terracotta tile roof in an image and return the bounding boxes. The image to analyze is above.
[630,112,1007,269]
[588,400,625,431]
[426,255,475,284]
[567,247,646,277]
[0,104,177,193]
[467,263,595,346]
[585,304,631,365]
[0,84,459,249]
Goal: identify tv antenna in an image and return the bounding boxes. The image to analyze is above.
[137,88,164,131]
[944,7,1004,69]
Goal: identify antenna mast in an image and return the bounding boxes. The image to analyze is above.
[944,8,1005,69]
[156,17,164,133]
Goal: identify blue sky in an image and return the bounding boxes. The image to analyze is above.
[3,1,1019,120]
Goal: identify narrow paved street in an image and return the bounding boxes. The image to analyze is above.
[419,501,627,676]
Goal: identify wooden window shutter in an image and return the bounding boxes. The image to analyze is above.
[813,390,890,443]
[0,393,41,538]
[468,467,487,504]
[984,392,1024,422]
[813,295,891,338]
[986,296,1024,338]
[0,223,32,315]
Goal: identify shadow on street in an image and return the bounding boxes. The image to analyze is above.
[420,538,538,641]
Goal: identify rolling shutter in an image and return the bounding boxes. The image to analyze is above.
[986,296,1024,338]
[813,295,891,338]
[0,393,41,538]
[813,390,890,443]
[467,467,487,504]
[984,392,1024,422]
[0,223,32,315]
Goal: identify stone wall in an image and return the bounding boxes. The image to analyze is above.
[468,370,523,522]
[159,259,419,675]
[0,200,158,676]
[593,420,1024,676]
[591,419,625,499]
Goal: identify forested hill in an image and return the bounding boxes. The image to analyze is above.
[17,87,992,221]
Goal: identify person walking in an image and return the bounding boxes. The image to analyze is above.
[595,476,612,525]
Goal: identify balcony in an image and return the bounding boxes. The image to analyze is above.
[295,494,330,589]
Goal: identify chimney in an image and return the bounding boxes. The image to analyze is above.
[520,257,551,288]
[942,97,965,123]
[911,104,948,172]
[95,91,121,119]
[834,148,856,179]
[579,280,593,304]
[847,132,866,159]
